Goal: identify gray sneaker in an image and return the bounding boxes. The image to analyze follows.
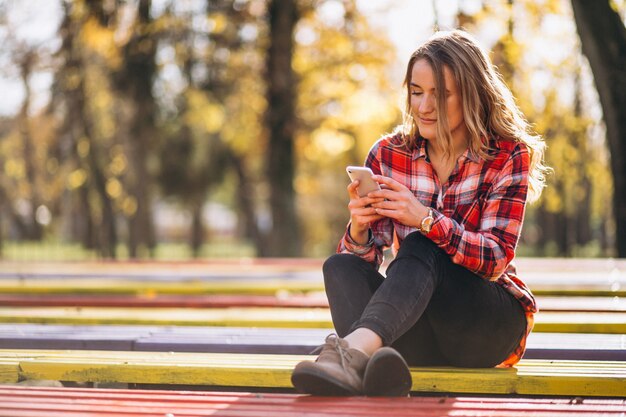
[363,347,412,397]
[291,334,369,396]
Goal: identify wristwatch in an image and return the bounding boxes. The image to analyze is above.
[417,208,434,234]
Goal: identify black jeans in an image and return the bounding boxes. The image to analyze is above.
[323,232,527,367]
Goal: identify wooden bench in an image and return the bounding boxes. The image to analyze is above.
[0,306,624,334]
[0,275,624,298]
[0,385,625,417]
[0,278,326,296]
[1,324,624,361]
[2,257,625,276]
[0,349,624,397]
[0,258,324,277]
[1,259,624,410]
[536,296,626,312]
[1,293,624,312]
[0,293,331,308]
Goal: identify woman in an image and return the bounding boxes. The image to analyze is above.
[291,29,549,397]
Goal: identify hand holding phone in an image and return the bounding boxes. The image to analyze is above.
[346,166,381,197]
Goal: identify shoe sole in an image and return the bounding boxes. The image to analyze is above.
[363,347,412,397]
[291,366,361,396]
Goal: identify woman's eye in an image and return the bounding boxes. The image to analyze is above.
[411,91,422,96]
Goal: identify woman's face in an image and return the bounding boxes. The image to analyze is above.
[409,58,467,145]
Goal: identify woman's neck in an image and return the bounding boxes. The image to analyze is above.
[427,138,469,185]
[427,137,469,163]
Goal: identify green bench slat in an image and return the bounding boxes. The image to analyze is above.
[0,349,624,397]
[0,307,623,334]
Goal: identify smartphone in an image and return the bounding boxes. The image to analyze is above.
[346,166,381,197]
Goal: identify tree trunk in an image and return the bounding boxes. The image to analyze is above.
[68,2,118,258]
[264,0,301,257]
[572,72,593,249]
[83,118,118,258]
[556,212,569,256]
[229,150,264,255]
[571,0,626,257]
[190,199,205,258]
[576,176,593,246]
[0,208,3,257]
[119,0,157,258]
[17,51,43,241]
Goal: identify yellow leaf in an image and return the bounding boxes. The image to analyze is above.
[105,178,122,199]
[77,139,90,158]
[67,169,88,190]
[110,154,128,176]
[80,17,120,68]
[122,196,138,216]
[209,13,227,34]
[4,159,25,179]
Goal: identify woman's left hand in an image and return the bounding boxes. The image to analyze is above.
[368,175,430,228]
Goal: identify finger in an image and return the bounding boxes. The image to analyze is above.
[348,199,370,211]
[349,195,385,209]
[371,199,397,210]
[347,180,360,199]
[355,213,385,224]
[351,206,379,217]
[362,196,386,206]
[348,180,361,200]
[373,207,399,220]
[372,175,407,192]
[367,197,386,204]
[368,188,401,201]
[353,206,385,219]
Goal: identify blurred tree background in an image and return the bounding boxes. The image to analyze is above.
[0,0,623,260]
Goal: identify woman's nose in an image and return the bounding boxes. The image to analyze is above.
[419,94,435,113]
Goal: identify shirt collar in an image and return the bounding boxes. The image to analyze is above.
[489,136,502,150]
[412,136,428,160]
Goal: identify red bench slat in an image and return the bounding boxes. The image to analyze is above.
[0,386,624,417]
[0,294,329,308]
[1,293,624,312]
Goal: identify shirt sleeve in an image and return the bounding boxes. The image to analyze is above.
[427,144,530,280]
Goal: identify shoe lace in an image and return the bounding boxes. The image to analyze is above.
[321,334,349,370]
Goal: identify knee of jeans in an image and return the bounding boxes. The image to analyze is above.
[396,231,439,259]
[323,253,361,285]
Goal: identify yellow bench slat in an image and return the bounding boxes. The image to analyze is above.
[0,361,20,383]
[0,307,623,333]
[0,349,624,397]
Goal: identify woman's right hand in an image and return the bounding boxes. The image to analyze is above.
[347,180,385,244]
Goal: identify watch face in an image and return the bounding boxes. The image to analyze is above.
[423,218,433,232]
[420,212,434,233]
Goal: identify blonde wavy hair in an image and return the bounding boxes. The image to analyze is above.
[400,29,549,203]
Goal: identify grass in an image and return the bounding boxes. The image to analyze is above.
[0,240,256,262]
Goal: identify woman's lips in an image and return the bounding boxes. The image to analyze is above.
[419,117,437,124]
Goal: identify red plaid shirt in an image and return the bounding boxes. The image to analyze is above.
[339,132,537,367]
